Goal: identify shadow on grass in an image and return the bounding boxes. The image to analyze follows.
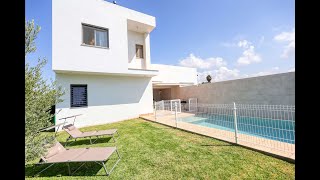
[25,154,120,177]
[60,137,114,147]
[25,161,105,177]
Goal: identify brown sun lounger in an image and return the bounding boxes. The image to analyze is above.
[35,141,121,176]
[62,124,119,145]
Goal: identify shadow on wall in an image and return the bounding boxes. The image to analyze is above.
[153,88,172,101]
[56,74,151,108]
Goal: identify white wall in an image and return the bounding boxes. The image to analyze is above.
[144,33,151,69]
[52,0,155,74]
[127,30,145,69]
[151,64,198,84]
[55,73,153,128]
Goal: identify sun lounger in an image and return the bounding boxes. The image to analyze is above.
[35,141,121,176]
[62,124,119,145]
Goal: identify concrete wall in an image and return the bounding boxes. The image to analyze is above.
[52,0,155,74]
[55,73,153,128]
[127,30,146,69]
[172,72,295,105]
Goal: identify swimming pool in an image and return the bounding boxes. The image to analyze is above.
[179,114,295,144]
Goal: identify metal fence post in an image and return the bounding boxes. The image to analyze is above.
[174,102,178,128]
[195,99,198,113]
[154,103,157,122]
[161,100,164,111]
[233,102,238,144]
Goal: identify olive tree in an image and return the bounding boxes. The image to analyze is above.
[25,20,64,163]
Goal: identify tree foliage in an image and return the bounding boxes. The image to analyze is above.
[25,20,64,163]
[25,20,41,56]
[206,75,212,83]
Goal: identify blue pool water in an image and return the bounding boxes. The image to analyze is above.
[179,115,295,144]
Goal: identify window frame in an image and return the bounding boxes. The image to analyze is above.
[135,44,144,59]
[81,23,109,49]
[70,84,88,108]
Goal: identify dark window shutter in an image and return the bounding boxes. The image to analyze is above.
[71,85,87,107]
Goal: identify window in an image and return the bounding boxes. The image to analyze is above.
[71,85,87,107]
[136,44,144,59]
[82,24,109,48]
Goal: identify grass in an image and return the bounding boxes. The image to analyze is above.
[25,118,294,179]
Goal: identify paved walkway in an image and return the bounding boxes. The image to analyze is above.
[140,112,295,161]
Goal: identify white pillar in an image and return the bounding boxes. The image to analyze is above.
[144,33,151,69]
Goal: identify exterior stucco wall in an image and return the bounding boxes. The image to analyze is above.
[55,73,153,128]
[173,72,295,105]
[52,0,155,74]
[128,30,146,69]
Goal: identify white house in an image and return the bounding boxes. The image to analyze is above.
[53,0,197,128]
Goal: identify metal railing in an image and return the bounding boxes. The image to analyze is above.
[188,98,198,112]
[154,99,181,116]
[154,100,295,158]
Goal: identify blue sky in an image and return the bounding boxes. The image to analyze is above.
[26,0,295,82]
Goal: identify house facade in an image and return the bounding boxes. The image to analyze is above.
[53,0,197,127]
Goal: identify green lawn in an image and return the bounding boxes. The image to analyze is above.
[25,118,294,179]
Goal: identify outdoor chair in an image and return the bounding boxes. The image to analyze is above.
[62,124,119,146]
[34,141,121,176]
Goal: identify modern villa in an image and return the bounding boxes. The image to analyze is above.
[53,0,197,127]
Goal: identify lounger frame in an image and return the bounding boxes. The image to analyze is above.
[34,148,121,176]
[64,129,120,146]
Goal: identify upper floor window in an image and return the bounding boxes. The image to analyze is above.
[136,44,144,59]
[82,24,109,48]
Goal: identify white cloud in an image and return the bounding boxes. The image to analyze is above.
[274,30,295,42]
[197,67,240,83]
[178,53,227,69]
[221,39,262,66]
[288,67,295,72]
[274,29,295,58]
[196,66,293,83]
[179,54,241,83]
[237,44,262,66]
[280,41,295,58]
[248,67,281,77]
[237,40,250,48]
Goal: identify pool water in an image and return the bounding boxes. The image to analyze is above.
[179,115,295,144]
